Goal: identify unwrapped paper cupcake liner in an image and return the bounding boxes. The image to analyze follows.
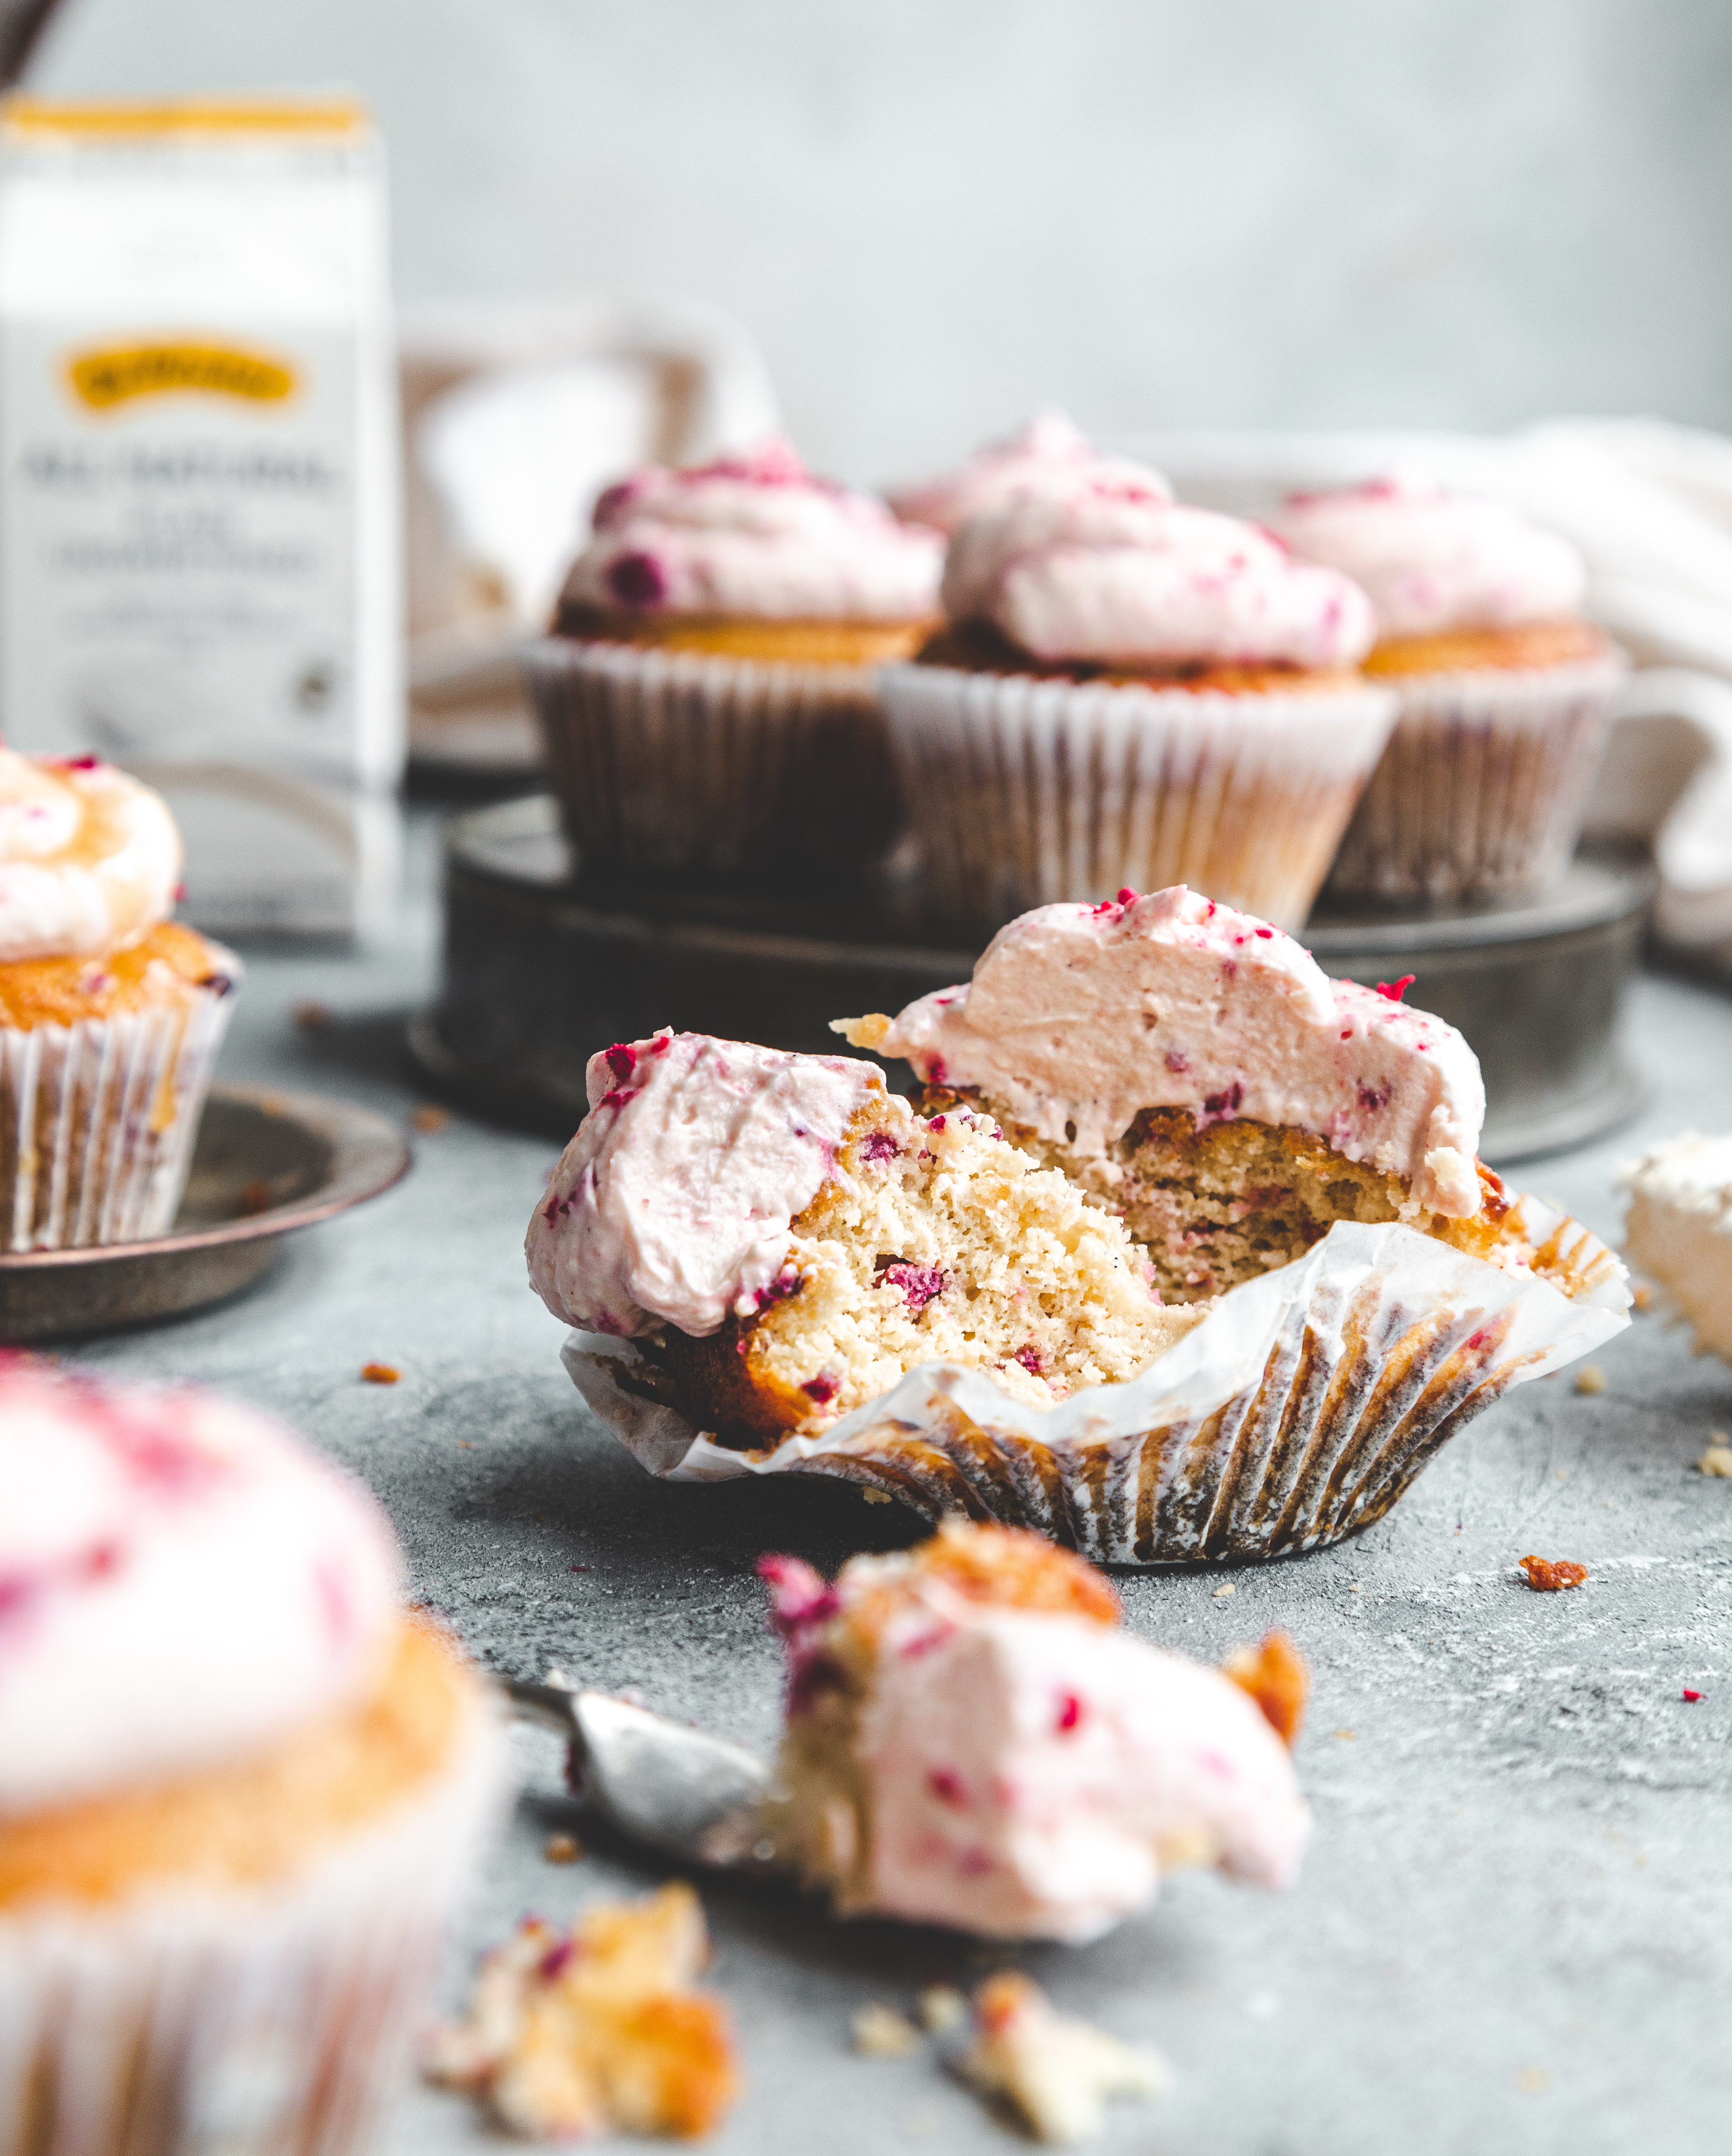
[0,1698,506,2156]
[528,635,905,880]
[1325,649,1630,902]
[563,1200,1628,1567]
[0,969,238,1254]
[877,663,1397,933]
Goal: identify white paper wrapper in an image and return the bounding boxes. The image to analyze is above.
[878,663,1396,932]
[0,1692,506,2156]
[562,1201,1628,1566]
[528,635,905,879]
[0,966,238,1254]
[1326,648,1630,902]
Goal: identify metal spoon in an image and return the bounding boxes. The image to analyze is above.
[505,1676,791,1875]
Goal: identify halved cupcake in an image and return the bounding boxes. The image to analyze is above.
[1272,473,1628,900]
[0,747,238,1249]
[880,464,1395,931]
[534,437,942,881]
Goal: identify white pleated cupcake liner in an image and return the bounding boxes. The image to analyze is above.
[527,635,906,879]
[0,962,239,1255]
[0,1691,508,2156]
[563,1198,1629,1567]
[876,664,1398,933]
[1325,648,1630,902]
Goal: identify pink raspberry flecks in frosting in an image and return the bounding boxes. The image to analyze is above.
[526,1032,899,1340]
[886,410,1174,536]
[559,435,942,624]
[941,480,1376,670]
[0,1356,399,1816]
[872,884,1486,1218]
[1271,471,1588,639]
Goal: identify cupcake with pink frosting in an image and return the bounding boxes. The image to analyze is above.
[1273,474,1628,899]
[533,437,942,881]
[0,747,239,1250]
[885,408,1139,535]
[881,464,1397,930]
[0,1357,504,2156]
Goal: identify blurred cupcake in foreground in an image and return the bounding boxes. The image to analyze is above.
[0,747,238,1250]
[880,467,1396,930]
[1273,473,1628,900]
[0,1357,503,2156]
[534,437,942,882]
[886,407,1139,534]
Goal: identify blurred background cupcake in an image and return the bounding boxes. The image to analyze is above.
[0,1358,504,2156]
[532,436,942,884]
[887,407,1119,535]
[880,462,1394,932]
[1273,473,1629,902]
[0,749,238,1251]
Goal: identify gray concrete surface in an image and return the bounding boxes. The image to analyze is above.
[75,815,1732,2153]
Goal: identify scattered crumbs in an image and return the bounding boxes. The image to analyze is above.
[1347,1582,1363,1593]
[1519,1555,1587,1592]
[457,1440,472,1450]
[360,1362,401,1386]
[1697,1441,1732,1478]
[958,1973,1167,2144]
[1222,1632,1309,1747]
[1683,1688,1703,1703]
[293,999,331,1031]
[1333,1729,1356,1742]
[237,1178,273,1217]
[1554,1469,1569,1482]
[544,1833,582,1864]
[410,1103,452,1134]
[918,1986,967,2035]
[1632,1282,1653,1312]
[1635,1851,1651,1867]
[853,2003,921,2059]
[862,1488,892,1505]
[1517,2067,1550,2095]
[1573,1364,1606,1396]
[1212,1581,1235,1599]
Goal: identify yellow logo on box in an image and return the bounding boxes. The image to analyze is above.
[65,340,298,411]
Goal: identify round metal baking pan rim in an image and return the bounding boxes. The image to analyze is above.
[1306,851,1657,957]
[1478,1059,1647,1167]
[0,1086,411,1274]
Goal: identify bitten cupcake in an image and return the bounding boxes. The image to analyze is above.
[880,466,1396,931]
[533,437,942,881]
[0,1357,504,2156]
[0,748,238,1250]
[1272,473,1628,900]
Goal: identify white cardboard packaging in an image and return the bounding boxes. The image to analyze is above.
[0,98,403,938]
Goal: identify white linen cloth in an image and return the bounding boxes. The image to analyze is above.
[1132,420,1732,960]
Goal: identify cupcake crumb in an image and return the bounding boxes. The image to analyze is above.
[237,1178,273,1217]
[1519,1554,1587,1592]
[293,999,331,1031]
[862,1487,892,1505]
[1222,1631,1309,1746]
[411,1104,451,1134]
[1333,1728,1356,1741]
[958,1973,1167,2143]
[852,2003,920,2058]
[1698,1440,1732,1477]
[361,1362,401,1386]
[1573,1364,1606,1396]
[543,1833,582,1864]
[1632,1282,1653,1312]
[1212,1581,1235,1599]
[919,1986,968,2034]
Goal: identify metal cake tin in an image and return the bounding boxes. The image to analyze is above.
[412,794,1655,1161]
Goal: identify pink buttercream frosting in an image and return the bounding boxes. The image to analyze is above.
[887,410,1171,536]
[556,436,942,624]
[767,1553,1308,1943]
[942,474,1376,669]
[0,1358,400,1814]
[0,747,183,963]
[527,1030,892,1339]
[1271,473,1588,640]
[875,884,1485,1217]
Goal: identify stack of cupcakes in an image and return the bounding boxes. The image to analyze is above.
[1273,473,1628,902]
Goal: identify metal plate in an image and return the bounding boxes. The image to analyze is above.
[0,1087,411,1342]
[413,794,1655,1163]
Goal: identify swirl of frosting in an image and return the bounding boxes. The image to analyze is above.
[0,1358,401,1814]
[942,477,1375,669]
[558,436,943,623]
[887,409,1172,535]
[0,749,183,964]
[1271,473,1588,639]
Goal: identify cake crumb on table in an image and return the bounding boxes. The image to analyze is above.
[852,2003,921,2058]
[1519,1554,1588,1591]
[1632,1282,1653,1312]
[918,1986,967,2034]
[292,998,331,1030]
[360,1362,401,1385]
[1573,1364,1606,1395]
[1333,1728,1356,1741]
[862,1487,892,1505]
[1697,1440,1732,1477]
[1212,1581,1235,1598]
[958,1973,1166,2144]
[1222,1631,1310,1745]
[410,1103,451,1134]
[543,1834,581,1864]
